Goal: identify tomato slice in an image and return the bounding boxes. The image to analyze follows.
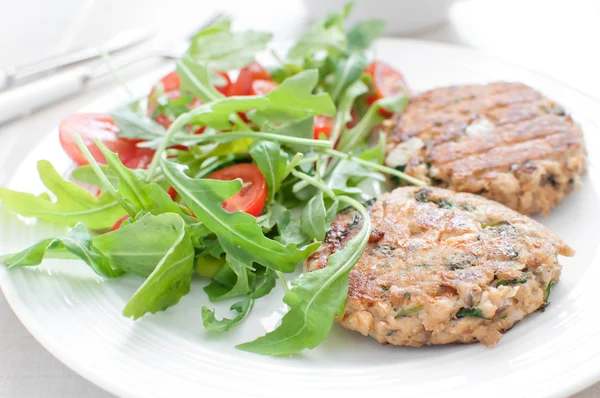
[366,61,410,99]
[227,62,271,96]
[250,79,278,95]
[214,70,232,95]
[206,163,267,216]
[110,215,130,231]
[59,114,155,169]
[167,186,178,200]
[313,115,334,139]
[148,70,230,129]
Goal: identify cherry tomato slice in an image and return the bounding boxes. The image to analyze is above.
[206,163,267,216]
[227,62,271,96]
[313,115,334,139]
[167,186,178,200]
[366,61,410,99]
[250,79,278,95]
[110,215,130,231]
[59,114,155,169]
[148,71,230,129]
[214,70,232,95]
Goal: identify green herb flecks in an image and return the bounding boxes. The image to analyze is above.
[395,305,424,318]
[456,307,489,319]
[496,274,529,286]
[544,280,557,303]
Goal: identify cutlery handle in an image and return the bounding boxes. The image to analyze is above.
[0,68,89,125]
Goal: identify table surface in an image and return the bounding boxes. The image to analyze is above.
[1,0,599,396]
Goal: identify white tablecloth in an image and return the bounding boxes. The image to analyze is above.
[1,0,599,396]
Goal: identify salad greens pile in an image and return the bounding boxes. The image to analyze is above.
[0,3,423,355]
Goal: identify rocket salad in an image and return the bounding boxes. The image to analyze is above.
[0,4,423,355]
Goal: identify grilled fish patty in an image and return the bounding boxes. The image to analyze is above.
[384,82,587,215]
[305,187,574,347]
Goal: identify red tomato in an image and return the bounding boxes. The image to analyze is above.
[227,62,271,96]
[110,215,130,231]
[250,79,278,95]
[366,61,410,98]
[365,61,410,116]
[148,71,230,129]
[206,163,267,216]
[59,114,155,169]
[167,186,177,200]
[313,115,334,139]
[214,70,232,95]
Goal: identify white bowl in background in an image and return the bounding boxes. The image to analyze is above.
[302,0,456,35]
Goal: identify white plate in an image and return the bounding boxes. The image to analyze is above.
[1,39,600,398]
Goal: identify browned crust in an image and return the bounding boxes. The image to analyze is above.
[305,187,573,347]
[384,82,587,215]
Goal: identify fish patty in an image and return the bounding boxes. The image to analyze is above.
[305,187,574,347]
[384,82,587,215]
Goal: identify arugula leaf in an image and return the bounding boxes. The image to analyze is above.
[255,69,336,122]
[110,105,166,142]
[92,213,188,278]
[326,159,385,195]
[237,196,371,355]
[257,202,288,231]
[287,5,350,60]
[337,94,409,152]
[143,183,192,220]
[1,223,123,278]
[0,160,125,230]
[121,213,194,319]
[202,269,276,332]
[359,132,386,165]
[95,140,153,214]
[71,165,119,189]
[328,52,368,103]
[252,268,277,299]
[347,20,386,51]
[187,19,272,71]
[174,70,334,130]
[261,117,315,153]
[202,296,253,332]
[276,210,310,246]
[325,199,339,226]
[300,192,327,241]
[176,54,225,103]
[204,255,253,301]
[249,141,287,203]
[161,159,319,273]
[329,79,368,144]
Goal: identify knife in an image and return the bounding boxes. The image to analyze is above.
[0,27,153,91]
[0,11,226,126]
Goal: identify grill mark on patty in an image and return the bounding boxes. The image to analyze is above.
[391,96,557,147]
[385,81,587,214]
[428,114,574,165]
[444,131,582,180]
